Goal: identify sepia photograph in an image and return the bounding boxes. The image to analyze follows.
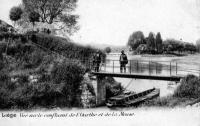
[0,0,200,126]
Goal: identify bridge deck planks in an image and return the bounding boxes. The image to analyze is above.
[91,72,183,81]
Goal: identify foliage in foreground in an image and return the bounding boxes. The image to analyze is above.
[0,26,104,109]
[174,74,200,99]
[102,77,124,99]
[0,60,86,109]
[143,74,200,107]
[142,96,193,107]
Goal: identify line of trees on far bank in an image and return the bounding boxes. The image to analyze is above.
[196,39,200,53]
[127,31,197,55]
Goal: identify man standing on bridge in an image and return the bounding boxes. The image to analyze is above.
[119,50,128,73]
[93,50,102,72]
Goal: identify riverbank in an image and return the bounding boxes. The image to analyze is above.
[141,53,187,57]
[141,74,200,107]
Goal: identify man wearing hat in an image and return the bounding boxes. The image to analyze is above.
[119,50,128,73]
[93,50,102,72]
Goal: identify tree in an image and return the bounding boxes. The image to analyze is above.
[196,39,200,53]
[176,42,184,54]
[163,39,177,52]
[22,0,79,34]
[104,47,111,53]
[51,61,85,106]
[147,32,155,53]
[9,6,23,26]
[155,32,163,53]
[167,44,173,53]
[127,31,145,50]
[28,11,40,29]
[184,43,196,54]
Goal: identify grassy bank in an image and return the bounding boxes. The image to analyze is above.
[143,74,200,107]
[0,32,103,109]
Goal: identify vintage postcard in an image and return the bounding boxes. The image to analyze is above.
[0,0,200,126]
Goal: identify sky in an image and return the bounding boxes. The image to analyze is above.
[1,0,200,46]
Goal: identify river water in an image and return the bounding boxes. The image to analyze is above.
[104,53,200,97]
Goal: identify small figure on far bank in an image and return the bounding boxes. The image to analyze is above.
[119,50,128,73]
[93,50,102,72]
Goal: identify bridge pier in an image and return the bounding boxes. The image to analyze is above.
[96,75,106,106]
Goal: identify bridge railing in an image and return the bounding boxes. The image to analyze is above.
[91,59,200,77]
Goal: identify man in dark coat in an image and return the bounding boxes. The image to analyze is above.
[93,50,101,72]
[119,50,128,73]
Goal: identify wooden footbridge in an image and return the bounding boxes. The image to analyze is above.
[88,59,200,106]
[89,59,200,81]
[92,72,182,81]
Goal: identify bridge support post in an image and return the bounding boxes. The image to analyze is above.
[96,75,106,106]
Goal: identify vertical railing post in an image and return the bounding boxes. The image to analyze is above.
[176,62,177,75]
[113,60,114,73]
[156,62,157,75]
[149,61,150,75]
[199,65,200,77]
[137,60,139,71]
[105,60,106,72]
[170,62,171,76]
[88,60,90,70]
[199,69,200,77]
[130,60,131,74]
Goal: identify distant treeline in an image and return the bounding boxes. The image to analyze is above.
[127,31,197,55]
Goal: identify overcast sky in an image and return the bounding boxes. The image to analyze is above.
[1,0,200,45]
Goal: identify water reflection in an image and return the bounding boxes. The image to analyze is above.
[129,61,165,75]
[114,78,178,97]
[105,56,180,97]
[104,54,200,97]
[105,59,177,76]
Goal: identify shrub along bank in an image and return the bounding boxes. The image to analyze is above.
[143,74,200,107]
[102,77,124,99]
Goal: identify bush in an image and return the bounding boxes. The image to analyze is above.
[0,60,86,109]
[174,74,200,98]
[101,77,123,99]
[50,60,86,106]
[0,26,9,32]
[104,47,111,53]
[0,32,22,41]
[0,80,67,109]
[21,48,46,69]
[0,42,6,53]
